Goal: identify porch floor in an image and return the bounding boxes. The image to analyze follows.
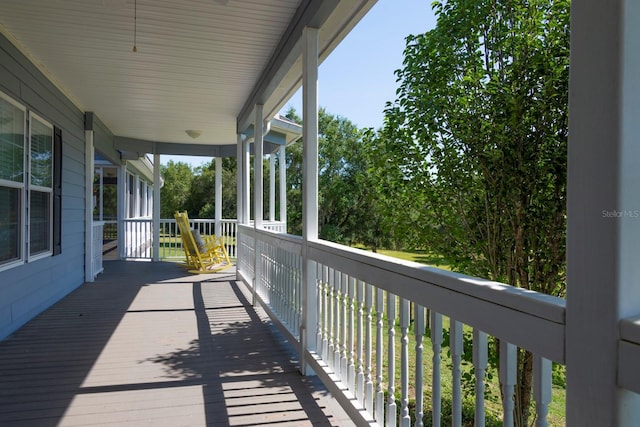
[0,261,353,426]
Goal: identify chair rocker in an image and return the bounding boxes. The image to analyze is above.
[174,211,232,273]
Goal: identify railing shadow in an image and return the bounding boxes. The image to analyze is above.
[141,277,337,426]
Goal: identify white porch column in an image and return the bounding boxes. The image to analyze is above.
[236,134,244,224]
[236,134,244,282]
[84,129,95,282]
[300,26,319,375]
[254,104,264,229]
[252,105,265,307]
[244,138,251,224]
[269,152,276,222]
[117,163,127,259]
[152,153,161,262]
[215,157,222,236]
[566,1,640,425]
[279,144,287,226]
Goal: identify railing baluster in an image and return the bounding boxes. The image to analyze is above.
[431,311,443,427]
[500,341,517,427]
[400,298,410,427]
[473,328,488,427]
[316,262,324,357]
[415,304,425,427]
[348,275,356,392]
[386,292,397,427]
[356,279,365,405]
[322,265,329,361]
[333,268,341,373]
[328,268,335,371]
[365,283,374,414]
[283,249,289,325]
[341,273,349,382]
[375,287,385,424]
[296,252,302,335]
[451,319,463,427]
[534,355,552,427]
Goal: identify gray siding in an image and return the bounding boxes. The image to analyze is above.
[0,33,87,340]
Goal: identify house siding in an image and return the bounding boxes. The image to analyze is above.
[0,33,87,340]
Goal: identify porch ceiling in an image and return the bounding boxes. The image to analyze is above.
[0,0,376,148]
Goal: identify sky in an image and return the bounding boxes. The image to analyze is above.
[162,0,437,167]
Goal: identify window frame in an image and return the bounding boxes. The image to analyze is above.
[27,111,54,261]
[0,89,60,272]
[0,91,26,271]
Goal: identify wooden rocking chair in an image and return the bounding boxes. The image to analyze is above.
[174,211,232,273]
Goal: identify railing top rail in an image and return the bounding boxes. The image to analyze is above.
[239,224,302,255]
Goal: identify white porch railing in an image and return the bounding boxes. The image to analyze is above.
[236,224,571,426]
[122,218,153,259]
[120,218,287,261]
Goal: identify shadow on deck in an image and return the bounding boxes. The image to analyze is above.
[0,261,353,426]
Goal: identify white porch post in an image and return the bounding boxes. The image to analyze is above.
[279,144,287,226]
[254,104,264,230]
[152,153,161,262]
[236,134,244,225]
[236,134,244,282]
[215,157,222,236]
[117,163,127,259]
[566,1,640,425]
[269,152,276,222]
[300,26,319,375]
[84,129,94,282]
[253,105,264,307]
[244,138,251,224]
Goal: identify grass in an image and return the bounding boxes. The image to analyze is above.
[354,246,452,270]
[155,234,237,260]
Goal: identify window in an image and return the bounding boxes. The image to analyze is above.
[139,180,146,217]
[0,92,26,268]
[29,113,53,258]
[127,173,135,218]
[0,91,60,271]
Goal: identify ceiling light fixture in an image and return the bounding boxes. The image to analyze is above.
[185,130,202,139]
[132,0,137,52]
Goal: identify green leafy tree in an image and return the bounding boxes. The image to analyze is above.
[283,107,394,248]
[184,158,237,219]
[160,160,193,218]
[317,109,364,243]
[383,0,569,424]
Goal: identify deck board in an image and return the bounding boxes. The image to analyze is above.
[0,261,353,426]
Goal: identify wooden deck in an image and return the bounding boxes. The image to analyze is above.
[0,261,354,426]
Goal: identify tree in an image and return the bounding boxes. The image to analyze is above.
[184,158,237,219]
[383,0,569,424]
[160,161,194,218]
[283,107,395,248]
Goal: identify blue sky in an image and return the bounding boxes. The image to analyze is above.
[162,0,437,167]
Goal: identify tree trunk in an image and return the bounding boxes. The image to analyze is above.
[515,348,534,426]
